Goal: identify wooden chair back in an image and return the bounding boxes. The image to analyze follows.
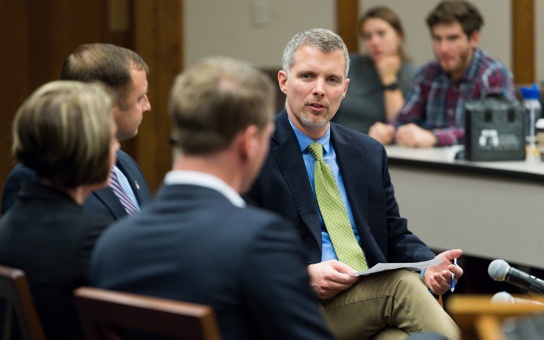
[448,294,544,340]
[0,264,45,340]
[74,287,221,340]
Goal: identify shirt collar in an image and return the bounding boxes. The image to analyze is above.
[164,170,246,208]
[461,48,483,82]
[287,115,332,154]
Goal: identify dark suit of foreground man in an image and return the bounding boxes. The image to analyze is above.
[244,28,463,339]
[1,43,151,218]
[90,57,332,340]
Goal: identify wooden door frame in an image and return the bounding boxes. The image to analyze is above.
[131,0,183,192]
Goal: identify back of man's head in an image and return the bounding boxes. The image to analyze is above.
[426,0,484,37]
[60,43,148,110]
[168,56,275,156]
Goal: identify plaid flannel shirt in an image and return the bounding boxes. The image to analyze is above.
[391,48,515,146]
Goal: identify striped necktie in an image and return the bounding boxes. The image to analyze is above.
[109,168,139,215]
[308,142,368,271]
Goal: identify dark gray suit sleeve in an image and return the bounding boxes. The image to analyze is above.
[241,217,332,339]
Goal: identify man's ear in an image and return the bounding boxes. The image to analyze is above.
[278,70,288,94]
[469,30,480,47]
[112,104,121,118]
[343,78,350,99]
[239,125,259,160]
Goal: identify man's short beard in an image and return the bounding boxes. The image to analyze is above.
[298,112,329,128]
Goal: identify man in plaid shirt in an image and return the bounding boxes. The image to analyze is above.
[370,0,515,147]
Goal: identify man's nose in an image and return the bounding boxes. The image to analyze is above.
[143,95,151,112]
[313,79,325,97]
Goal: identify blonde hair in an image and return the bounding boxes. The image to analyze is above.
[169,56,275,155]
[12,81,114,188]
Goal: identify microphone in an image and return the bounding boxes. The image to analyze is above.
[488,259,544,295]
[491,291,544,305]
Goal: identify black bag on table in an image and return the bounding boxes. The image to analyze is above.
[464,97,525,161]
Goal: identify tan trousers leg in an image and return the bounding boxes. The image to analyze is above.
[319,269,460,340]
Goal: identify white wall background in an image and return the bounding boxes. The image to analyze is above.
[184,0,543,83]
[184,0,334,69]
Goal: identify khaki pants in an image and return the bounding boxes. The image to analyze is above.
[320,269,460,340]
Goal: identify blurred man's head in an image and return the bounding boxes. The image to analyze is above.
[426,1,483,80]
[168,57,276,191]
[61,43,151,141]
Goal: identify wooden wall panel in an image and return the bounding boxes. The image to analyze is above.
[27,0,109,89]
[0,1,31,211]
[0,0,182,204]
[0,0,134,210]
[512,0,535,84]
[336,0,359,53]
[132,0,182,192]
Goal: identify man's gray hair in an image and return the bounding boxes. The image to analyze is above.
[282,28,350,76]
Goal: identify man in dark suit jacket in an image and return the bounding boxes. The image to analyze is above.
[244,28,463,339]
[1,43,151,217]
[90,57,332,340]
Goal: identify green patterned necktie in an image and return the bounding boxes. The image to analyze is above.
[308,142,368,271]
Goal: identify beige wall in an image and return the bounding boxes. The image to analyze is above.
[184,0,334,69]
[184,0,543,83]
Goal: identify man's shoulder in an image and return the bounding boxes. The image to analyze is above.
[100,185,293,243]
[116,149,137,164]
[243,203,291,225]
[414,60,444,83]
[115,149,141,175]
[474,48,509,72]
[115,149,151,199]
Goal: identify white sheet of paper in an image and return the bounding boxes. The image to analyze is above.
[351,258,445,276]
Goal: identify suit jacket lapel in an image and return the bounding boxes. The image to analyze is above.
[273,111,322,247]
[90,188,128,219]
[115,151,148,205]
[87,151,138,219]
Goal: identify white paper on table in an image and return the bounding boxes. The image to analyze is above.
[351,258,445,276]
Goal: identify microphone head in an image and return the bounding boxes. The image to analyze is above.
[488,259,510,281]
[491,291,514,304]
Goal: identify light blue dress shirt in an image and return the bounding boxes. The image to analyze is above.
[288,117,364,262]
